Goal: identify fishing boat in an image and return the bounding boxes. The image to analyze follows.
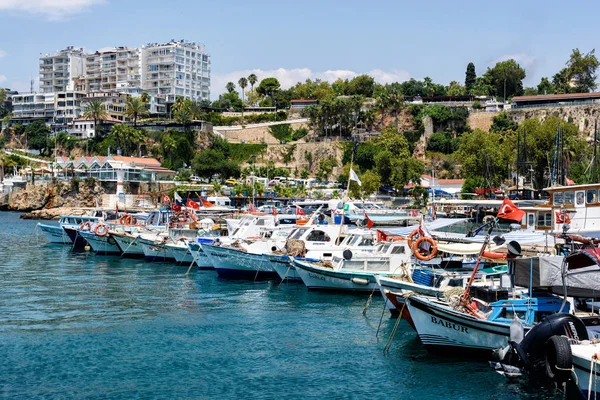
[291,240,412,291]
[78,222,121,255]
[405,292,567,356]
[61,213,106,247]
[187,239,216,269]
[37,216,73,244]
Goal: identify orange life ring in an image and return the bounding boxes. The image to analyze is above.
[413,236,438,261]
[94,224,109,237]
[79,222,92,231]
[482,251,507,260]
[407,227,424,249]
[296,219,309,226]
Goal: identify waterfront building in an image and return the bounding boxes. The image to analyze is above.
[511,92,600,109]
[39,47,85,93]
[10,93,56,125]
[141,40,210,103]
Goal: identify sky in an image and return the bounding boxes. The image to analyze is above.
[0,0,598,99]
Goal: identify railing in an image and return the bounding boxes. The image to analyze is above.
[512,100,600,110]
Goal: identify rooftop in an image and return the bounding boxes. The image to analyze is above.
[512,92,600,102]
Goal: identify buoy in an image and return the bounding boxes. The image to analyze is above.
[351,277,370,285]
[84,245,91,251]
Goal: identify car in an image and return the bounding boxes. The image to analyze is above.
[225,179,238,186]
[189,175,201,183]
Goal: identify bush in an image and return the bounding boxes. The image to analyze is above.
[269,124,293,142]
[291,127,308,141]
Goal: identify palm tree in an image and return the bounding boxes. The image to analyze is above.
[161,133,178,167]
[174,106,192,127]
[238,77,248,121]
[248,73,258,92]
[188,101,204,121]
[83,99,107,138]
[124,96,148,127]
[171,96,184,119]
[375,93,388,128]
[387,92,404,131]
[226,82,236,94]
[140,92,150,104]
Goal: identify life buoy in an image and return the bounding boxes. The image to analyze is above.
[482,251,507,260]
[119,216,126,225]
[545,336,573,383]
[79,222,92,231]
[94,224,109,237]
[413,236,438,261]
[407,227,424,249]
[296,219,309,226]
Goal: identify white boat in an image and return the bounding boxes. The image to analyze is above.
[187,241,214,269]
[78,226,121,254]
[111,231,146,257]
[292,240,412,291]
[569,341,600,398]
[37,221,71,244]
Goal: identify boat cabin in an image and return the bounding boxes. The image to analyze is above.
[543,183,600,234]
[487,294,568,325]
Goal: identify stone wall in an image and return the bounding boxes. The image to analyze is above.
[8,179,105,212]
[254,141,344,177]
[468,112,497,132]
[507,105,600,138]
[218,122,310,144]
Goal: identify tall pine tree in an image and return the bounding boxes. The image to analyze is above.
[465,62,476,94]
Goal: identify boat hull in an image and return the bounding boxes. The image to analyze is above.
[64,227,89,247]
[139,238,175,262]
[265,254,302,282]
[167,243,195,264]
[293,260,381,292]
[204,244,277,280]
[37,223,71,244]
[111,233,145,257]
[188,243,214,270]
[78,231,121,255]
[406,295,524,357]
[572,346,600,399]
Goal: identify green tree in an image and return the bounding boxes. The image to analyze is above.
[447,81,466,96]
[83,99,107,137]
[490,112,518,133]
[248,73,258,93]
[537,77,555,95]
[124,96,148,127]
[226,82,236,94]
[347,74,375,97]
[256,77,281,98]
[387,92,404,132]
[523,87,538,96]
[566,48,600,92]
[465,62,476,94]
[24,120,50,152]
[483,59,526,100]
[553,68,571,94]
[238,77,248,120]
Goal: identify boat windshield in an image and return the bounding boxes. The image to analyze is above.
[289,228,309,240]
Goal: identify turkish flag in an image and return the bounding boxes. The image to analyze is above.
[186,199,200,210]
[364,212,374,229]
[172,204,182,211]
[377,230,388,242]
[497,198,525,222]
[162,194,171,204]
[249,203,256,212]
[296,206,306,216]
[556,211,571,224]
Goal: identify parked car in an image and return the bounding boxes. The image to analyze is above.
[189,175,201,183]
[225,179,238,186]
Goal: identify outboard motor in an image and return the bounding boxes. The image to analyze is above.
[495,313,587,383]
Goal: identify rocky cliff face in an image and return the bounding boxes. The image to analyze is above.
[508,105,600,138]
[8,179,105,213]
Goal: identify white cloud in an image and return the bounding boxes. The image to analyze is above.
[211,67,411,98]
[0,75,7,83]
[0,0,105,19]
[0,50,6,58]
[492,53,536,70]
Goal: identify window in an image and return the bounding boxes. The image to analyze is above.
[391,246,405,254]
[564,191,574,205]
[587,189,597,204]
[576,191,585,206]
[553,192,563,206]
[306,230,330,242]
[528,214,535,227]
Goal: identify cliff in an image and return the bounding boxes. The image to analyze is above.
[507,105,600,138]
[8,179,105,215]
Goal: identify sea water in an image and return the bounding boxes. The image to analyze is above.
[0,212,561,399]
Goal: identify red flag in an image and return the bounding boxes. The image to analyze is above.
[296,206,305,216]
[186,199,200,210]
[172,204,182,211]
[162,194,171,204]
[566,177,575,186]
[200,198,214,208]
[497,198,525,222]
[364,212,374,229]
[555,211,571,224]
[272,207,277,216]
[249,203,256,212]
[377,230,388,242]
[115,202,119,213]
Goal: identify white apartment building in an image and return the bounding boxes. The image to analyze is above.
[39,47,85,93]
[141,40,210,103]
[11,91,87,129]
[83,47,141,93]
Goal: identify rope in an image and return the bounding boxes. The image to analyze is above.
[383,293,413,353]
[362,284,378,315]
[375,299,387,338]
[588,353,598,400]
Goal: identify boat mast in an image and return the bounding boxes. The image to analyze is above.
[551,123,560,186]
[516,129,520,196]
[594,118,598,183]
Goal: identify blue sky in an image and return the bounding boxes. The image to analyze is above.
[0,0,598,98]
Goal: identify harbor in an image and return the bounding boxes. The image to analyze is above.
[0,211,564,399]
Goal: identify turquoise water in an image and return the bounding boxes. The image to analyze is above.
[0,212,560,399]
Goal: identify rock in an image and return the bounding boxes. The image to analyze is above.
[20,207,90,220]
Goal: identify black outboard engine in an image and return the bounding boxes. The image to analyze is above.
[497,313,587,383]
